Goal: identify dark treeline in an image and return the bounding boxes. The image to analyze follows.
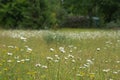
[0,0,120,29]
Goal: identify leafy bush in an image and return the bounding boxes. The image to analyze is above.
[106,20,120,29]
[0,0,63,29]
[62,16,89,28]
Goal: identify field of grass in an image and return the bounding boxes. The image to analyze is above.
[0,29,120,80]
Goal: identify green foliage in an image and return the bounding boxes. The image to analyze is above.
[0,0,120,29]
[97,0,120,22]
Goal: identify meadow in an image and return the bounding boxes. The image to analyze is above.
[0,29,120,80]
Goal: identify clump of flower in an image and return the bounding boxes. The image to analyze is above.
[59,47,65,53]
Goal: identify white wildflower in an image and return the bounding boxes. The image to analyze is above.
[35,64,41,67]
[7,52,13,56]
[72,59,76,63]
[7,60,12,63]
[87,59,93,64]
[74,47,77,49]
[46,57,53,60]
[113,71,118,74]
[97,48,100,51]
[55,55,60,60]
[50,48,54,52]
[25,59,30,61]
[54,60,59,63]
[84,64,90,68]
[103,69,110,72]
[116,61,120,63]
[59,47,65,53]
[109,78,113,80]
[64,57,68,60]
[17,60,21,63]
[68,54,74,58]
[27,47,32,52]
[8,46,14,48]
[41,65,48,69]
[117,40,120,42]
[21,59,25,62]
[20,36,27,42]
[14,56,19,59]
[70,50,72,53]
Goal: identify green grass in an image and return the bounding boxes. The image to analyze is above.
[0,29,120,80]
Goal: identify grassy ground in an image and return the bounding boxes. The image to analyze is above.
[0,29,120,80]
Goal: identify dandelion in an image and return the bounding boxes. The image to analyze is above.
[50,48,54,52]
[7,52,13,56]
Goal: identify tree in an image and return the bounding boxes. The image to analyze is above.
[97,0,120,22]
